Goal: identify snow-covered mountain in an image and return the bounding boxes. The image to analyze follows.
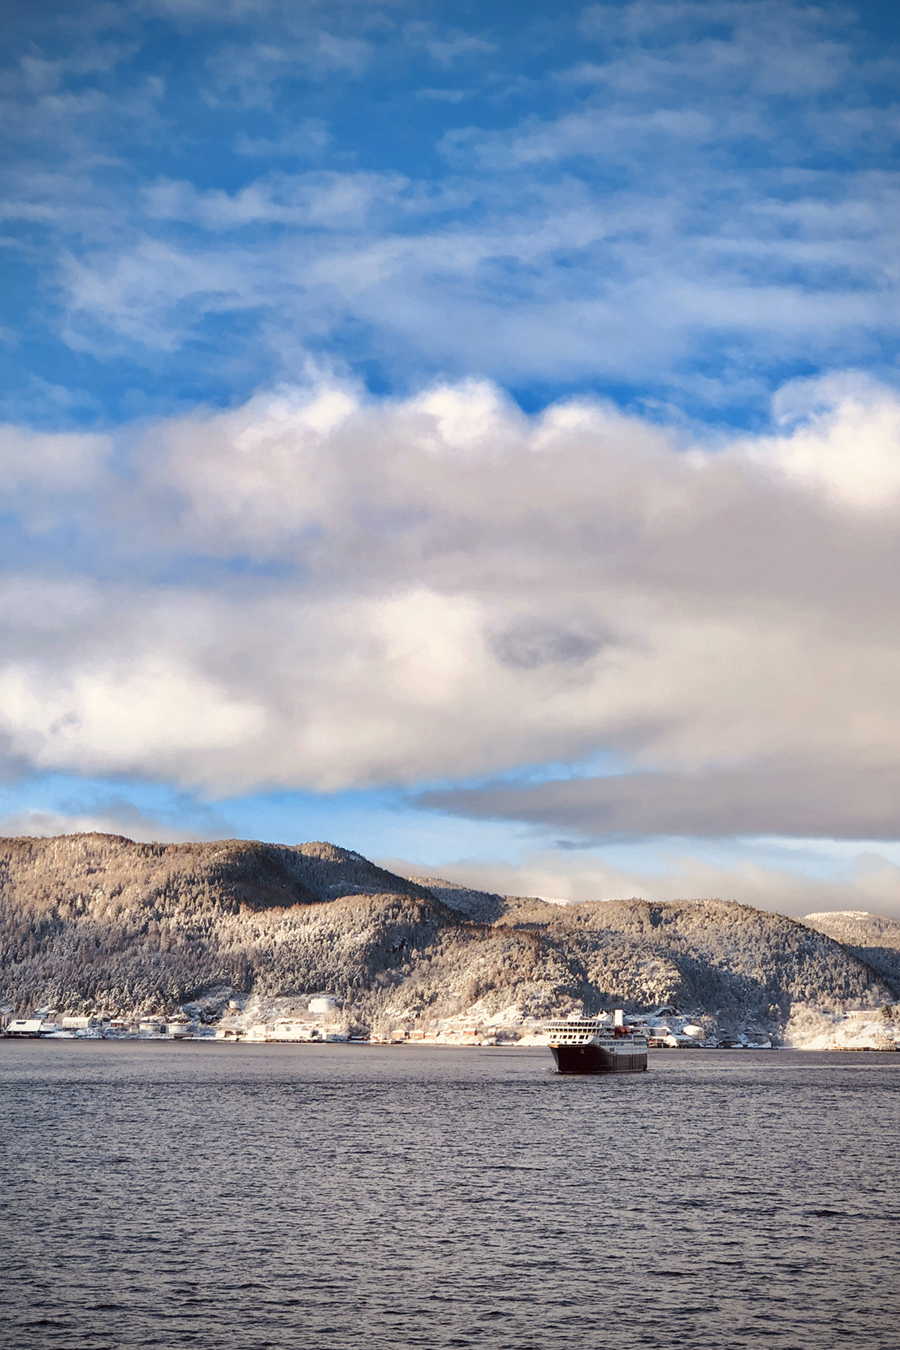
[1,833,895,1042]
[801,910,900,995]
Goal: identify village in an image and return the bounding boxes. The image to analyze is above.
[0,999,796,1048]
[4,996,899,1050]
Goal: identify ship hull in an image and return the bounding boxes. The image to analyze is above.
[551,1044,648,1074]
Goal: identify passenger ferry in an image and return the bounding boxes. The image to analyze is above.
[547,1010,648,1074]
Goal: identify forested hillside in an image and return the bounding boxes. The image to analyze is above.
[801,911,900,997]
[0,834,448,1020]
[0,834,895,1036]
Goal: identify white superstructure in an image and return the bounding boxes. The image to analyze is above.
[546,1010,648,1073]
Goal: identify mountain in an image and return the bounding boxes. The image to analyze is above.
[801,911,900,999]
[0,833,895,1039]
[0,833,448,1023]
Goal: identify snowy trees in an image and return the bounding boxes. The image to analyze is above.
[0,833,895,1031]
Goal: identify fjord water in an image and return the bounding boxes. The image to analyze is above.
[2,1044,897,1350]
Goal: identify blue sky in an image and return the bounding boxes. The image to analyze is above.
[3,0,900,914]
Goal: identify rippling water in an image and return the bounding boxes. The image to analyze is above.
[1,1042,898,1349]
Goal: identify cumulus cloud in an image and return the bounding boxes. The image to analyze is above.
[0,371,899,827]
[749,373,900,510]
[2,1,900,867]
[0,424,107,493]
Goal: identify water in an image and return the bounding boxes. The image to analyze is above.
[1,1043,898,1350]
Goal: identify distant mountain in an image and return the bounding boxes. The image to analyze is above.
[801,910,900,998]
[0,834,894,1037]
[426,883,898,1028]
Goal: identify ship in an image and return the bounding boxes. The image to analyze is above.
[547,1009,648,1074]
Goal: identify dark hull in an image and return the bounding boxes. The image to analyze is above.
[551,1044,648,1074]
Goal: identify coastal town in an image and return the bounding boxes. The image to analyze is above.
[4,998,898,1050]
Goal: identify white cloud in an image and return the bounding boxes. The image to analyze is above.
[234,118,332,158]
[47,153,900,393]
[0,807,213,844]
[0,657,265,780]
[0,371,900,815]
[4,1,898,406]
[747,373,900,510]
[202,27,372,108]
[61,238,260,352]
[2,0,900,856]
[0,424,107,491]
[392,846,900,921]
[143,171,414,231]
[416,88,469,104]
[424,34,496,67]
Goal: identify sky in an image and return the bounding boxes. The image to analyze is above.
[3,0,900,916]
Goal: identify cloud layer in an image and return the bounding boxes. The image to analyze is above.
[390,845,900,921]
[421,759,900,843]
[1,369,899,840]
[3,1,900,901]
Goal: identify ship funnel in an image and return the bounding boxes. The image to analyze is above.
[614,1009,625,1026]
